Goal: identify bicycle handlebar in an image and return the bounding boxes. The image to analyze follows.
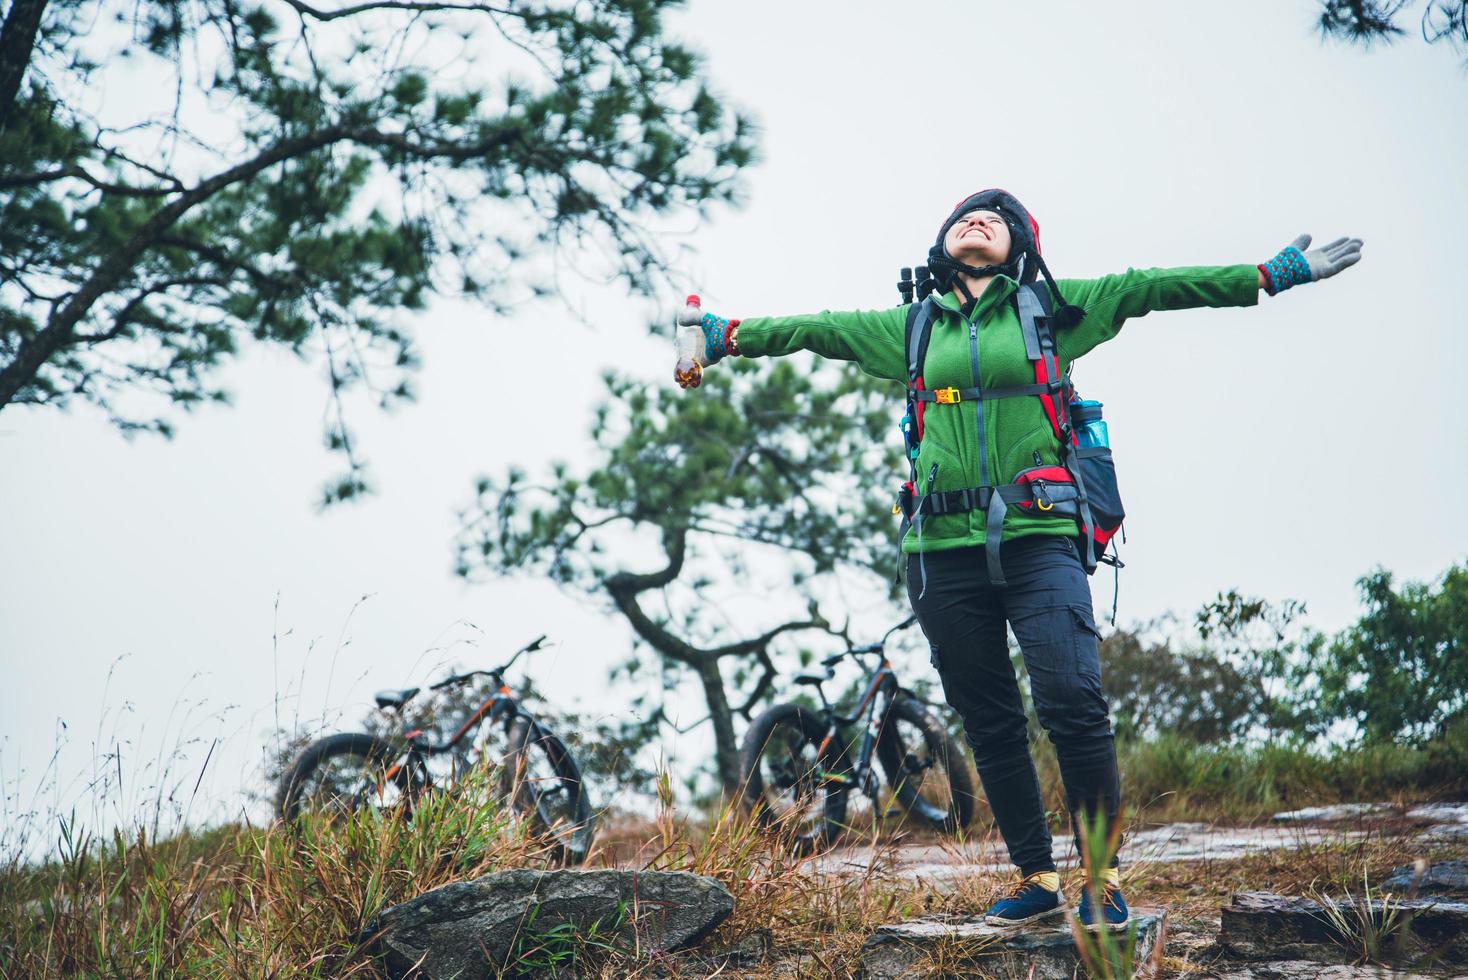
[822,617,918,665]
[429,671,480,691]
[429,634,550,690]
[495,633,548,675]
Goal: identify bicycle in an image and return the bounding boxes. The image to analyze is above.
[275,634,596,864]
[737,617,976,852]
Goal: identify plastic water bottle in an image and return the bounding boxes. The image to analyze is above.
[674,294,705,387]
[1070,398,1109,449]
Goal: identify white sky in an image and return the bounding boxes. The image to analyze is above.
[3,0,1466,843]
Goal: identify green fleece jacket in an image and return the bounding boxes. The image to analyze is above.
[735,265,1259,553]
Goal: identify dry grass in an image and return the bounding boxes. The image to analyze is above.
[3,750,1461,978]
[0,767,570,977]
[0,760,974,978]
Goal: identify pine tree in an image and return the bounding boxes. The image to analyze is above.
[0,0,753,500]
[455,357,907,794]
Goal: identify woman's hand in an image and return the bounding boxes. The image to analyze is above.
[673,295,739,389]
[1259,234,1363,295]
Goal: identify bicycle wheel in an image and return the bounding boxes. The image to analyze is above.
[738,703,846,853]
[276,732,425,822]
[500,719,596,865]
[875,696,976,833]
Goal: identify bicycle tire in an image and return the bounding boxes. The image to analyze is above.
[275,732,423,822]
[738,702,846,853]
[875,696,976,833]
[500,719,596,865]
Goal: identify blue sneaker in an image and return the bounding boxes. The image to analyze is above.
[1077,882,1130,931]
[984,873,1064,927]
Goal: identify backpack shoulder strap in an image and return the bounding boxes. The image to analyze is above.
[905,297,938,387]
[1014,281,1053,362]
[1016,279,1070,442]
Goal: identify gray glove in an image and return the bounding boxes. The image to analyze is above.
[1261,234,1363,294]
[1296,234,1363,281]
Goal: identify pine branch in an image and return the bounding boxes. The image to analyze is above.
[278,0,513,23]
[0,118,526,410]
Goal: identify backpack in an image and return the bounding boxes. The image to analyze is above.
[895,283,1125,586]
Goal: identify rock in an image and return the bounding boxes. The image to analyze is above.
[1270,803,1396,823]
[1202,960,1440,979]
[1219,890,1468,967]
[1408,803,1468,825]
[1425,824,1468,842]
[365,868,734,979]
[822,822,1377,885]
[859,906,1165,979]
[1382,860,1468,897]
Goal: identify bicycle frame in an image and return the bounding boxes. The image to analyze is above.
[379,633,551,785]
[381,673,528,785]
[811,656,902,796]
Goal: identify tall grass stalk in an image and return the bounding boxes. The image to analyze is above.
[1068,808,1165,980]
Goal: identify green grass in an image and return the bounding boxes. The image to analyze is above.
[1022,734,1468,826]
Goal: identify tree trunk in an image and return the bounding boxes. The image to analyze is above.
[695,657,742,796]
[603,528,828,796]
[0,0,46,130]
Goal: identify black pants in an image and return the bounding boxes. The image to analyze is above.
[907,535,1121,876]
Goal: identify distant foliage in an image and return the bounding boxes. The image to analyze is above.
[1099,626,1258,743]
[1097,563,1468,752]
[1310,563,1468,745]
[1194,590,1322,741]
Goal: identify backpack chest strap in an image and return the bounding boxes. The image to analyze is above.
[912,378,1066,404]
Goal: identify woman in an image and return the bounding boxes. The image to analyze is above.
[674,189,1362,930]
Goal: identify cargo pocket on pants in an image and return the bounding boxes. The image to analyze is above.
[1068,604,1104,688]
[1068,604,1102,640]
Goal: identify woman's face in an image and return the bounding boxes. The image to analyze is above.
[943,209,1012,267]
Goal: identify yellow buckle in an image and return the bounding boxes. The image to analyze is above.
[1037,499,1054,512]
[935,387,962,404]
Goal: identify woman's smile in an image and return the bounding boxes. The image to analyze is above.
[944,209,1012,268]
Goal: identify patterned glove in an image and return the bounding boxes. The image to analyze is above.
[674,295,739,389]
[1259,234,1363,295]
[681,311,739,364]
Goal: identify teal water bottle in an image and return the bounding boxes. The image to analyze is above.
[1069,399,1109,449]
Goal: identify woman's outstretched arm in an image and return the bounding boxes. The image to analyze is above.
[675,302,907,388]
[1055,234,1363,361]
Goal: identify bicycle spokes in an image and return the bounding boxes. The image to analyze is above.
[887,717,955,823]
[312,756,413,817]
[505,732,585,852]
[754,722,830,837]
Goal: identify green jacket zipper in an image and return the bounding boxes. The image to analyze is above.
[968,318,990,489]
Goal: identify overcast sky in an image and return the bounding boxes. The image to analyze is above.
[3,0,1465,843]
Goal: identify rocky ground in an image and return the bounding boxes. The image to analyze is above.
[817,801,1468,883]
[826,802,1468,978]
[368,802,1468,978]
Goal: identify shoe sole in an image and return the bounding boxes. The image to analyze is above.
[984,903,1066,928]
[1081,916,1131,933]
